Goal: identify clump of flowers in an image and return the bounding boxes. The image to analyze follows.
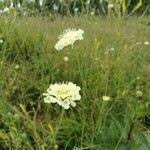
[55,28,84,50]
[43,82,81,109]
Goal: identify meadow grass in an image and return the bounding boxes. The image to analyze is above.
[0,16,150,150]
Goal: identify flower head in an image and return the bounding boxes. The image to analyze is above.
[3,7,9,13]
[108,4,114,9]
[55,28,84,50]
[43,82,81,109]
[110,47,115,51]
[74,8,79,14]
[90,11,94,15]
[136,90,143,97]
[63,56,69,62]
[0,39,3,44]
[102,96,110,101]
[144,41,149,45]
[15,65,19,69]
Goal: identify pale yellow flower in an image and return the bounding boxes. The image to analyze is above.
[43,82,81,109]
[110,47,115,51]
[108,4,114,9]
[55,28,84,50]
[144,41,149,45]
[102,96,110,101]
[0,39,3,44]
[136,91,143,97]
[15,65,19,69]
[63,56,69,62]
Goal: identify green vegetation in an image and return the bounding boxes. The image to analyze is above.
[0,16,150,149]
[0,0,150,16]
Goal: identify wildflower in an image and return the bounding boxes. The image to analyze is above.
[144,41,149,45]
[102,96,110,101]
[43,82,81,109]
[0,39,3,44]
[55,28,84,50]
[108,4,114,9]
[18,3,21,8]
[74,8,79,14]
[39,0,43,6]
[63,56,69,62]
[54,144,58,150]
[136,90,143,97]
[15,65,19,69]
[110,47,115,51]
[90,11,94,15]
[86,0,90,5]
[53,4,59,12]
[3,7,9,13]
[10,2,13,7]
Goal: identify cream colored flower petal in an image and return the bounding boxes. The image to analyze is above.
[44,96,57,103]
[57,99,63,105]
[61,100,70,109]
[70,101,76,107]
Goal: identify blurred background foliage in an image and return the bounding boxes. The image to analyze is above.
[0,0,150,17]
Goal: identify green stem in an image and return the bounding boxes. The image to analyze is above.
[54,109,65,139]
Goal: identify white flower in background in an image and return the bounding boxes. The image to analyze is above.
[0,39,3,44]
[43,82,81,109]
[102,96,110,101]
[23,11,26,16]
[55,28,84,50]
[144,41,149,45]
[90,11,94,15]
[39,0,43,6]
[136,90,143,97]
[74,8,79,14]
[18,3,21,8]
[3,7,9,13]
[86,0,90,5]
[15,65,19,69]
[53,4,59,11]
[110,47,115,51]
[108,4,114,9]
[10,2,13,8]
[63,56,69,62]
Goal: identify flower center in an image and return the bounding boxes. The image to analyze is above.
[56,87,70,99]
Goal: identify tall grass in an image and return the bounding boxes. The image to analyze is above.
[0,16,150,149]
